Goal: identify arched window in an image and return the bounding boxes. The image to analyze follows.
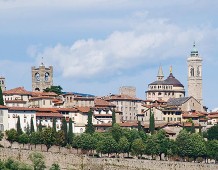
[197,66,200,76]
[190,67,194,77]
[45,72,49,81]
[80,128,83,133]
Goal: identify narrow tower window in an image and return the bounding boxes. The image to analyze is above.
[190,68,194,77]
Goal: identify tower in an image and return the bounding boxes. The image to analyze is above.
[32,62,53,92]
[0,76,6,91]
[157,65,164,81]
[187,42,203,105]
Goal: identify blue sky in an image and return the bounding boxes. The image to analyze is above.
[0,0,218,110]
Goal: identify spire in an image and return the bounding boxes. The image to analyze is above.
[170,65,172,74]
[190,42,199,57]
[41,57,44,66]
[157,65,164,81]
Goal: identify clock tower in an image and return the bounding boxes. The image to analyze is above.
[187,43,203,105]
[32,62,53,92]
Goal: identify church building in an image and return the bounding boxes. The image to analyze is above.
[146,66,185,101]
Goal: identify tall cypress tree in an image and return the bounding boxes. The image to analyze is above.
[68,118,73,144]
[149,109,155,135]
[38,119,42,132]
[52,117,56,133]
[30,117,35,133]
[137,121,142,131]
[85,109,95,134]
[61,118,68,145]
[112,109,116,126]
[0,87,4,105]
[16,116,22,135]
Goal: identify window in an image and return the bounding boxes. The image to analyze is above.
[190,67,194,77]
[43,100,45,105]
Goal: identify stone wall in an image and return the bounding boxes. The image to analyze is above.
[0,147,217,170]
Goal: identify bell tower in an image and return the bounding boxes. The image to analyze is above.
[32,61,53,92]
[187,42,203,105]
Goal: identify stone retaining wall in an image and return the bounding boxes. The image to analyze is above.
[0,147,217,170]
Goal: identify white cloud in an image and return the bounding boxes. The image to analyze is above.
[35,18,218,80]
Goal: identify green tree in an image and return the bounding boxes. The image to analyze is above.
[96,135,118,156]
[26,122,30,136]
[176,130,192,160]
[149,110,155,134]
[85,109,95,134]
[138,130,147,143]
[110,123,123,142]
[146,135,158,159]
[131,138,146,158]
[61,118,68,145]
[30,117,35,134]
[112,109,116,126]
[207,124,218,140]
[68,118,73,145]
[43,85,63,95]
[118,136,129,156]
[189,133,206,161]
[41,127,55,152]
[156,130,170,160]
[0,131,4,141]
[50,163,60,170]
[17,116,23,135]
[55,130,65,152]
[206,140,218,162]
[190,122,195,134]
[29,152,46,170]
[18,133,29,148]
[30,131,41,149]
[38,119,42,132]
[5,129,18,147]
[137,121,143,132]
[0,86,4,105]
[52,118,56,133]
[80,133,96,155]
[72,135,82,153]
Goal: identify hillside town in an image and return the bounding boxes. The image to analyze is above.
[0,44,217,170]
[0,43,217,137]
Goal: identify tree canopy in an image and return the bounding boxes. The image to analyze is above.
[43,85,63,95]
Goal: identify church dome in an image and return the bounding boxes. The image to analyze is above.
[149,73,184,87]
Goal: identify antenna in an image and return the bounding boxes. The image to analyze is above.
[41,56,44,66]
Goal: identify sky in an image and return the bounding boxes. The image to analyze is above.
[0,0,218,111]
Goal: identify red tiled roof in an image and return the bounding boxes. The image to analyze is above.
[180,122,200,127]
[0,105,8,109]
[104,94,142,101]
[94,123,112,127]
[119,121,138,127]
[182,111,205,118]
[36,112,63,118]
[94,114,112,117]
[77,106,90,113]
[31,91,58,97]
[8,107,36,111]
[35,108,59,113]
[3,87,32,95]
[57,108,78,112]
[208,114,218,119]
[94,98,115,107]
[162,128,176,135]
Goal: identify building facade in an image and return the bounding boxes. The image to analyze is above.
[187,43,203,105]
[146,66,185,101]
[0,76,6,91]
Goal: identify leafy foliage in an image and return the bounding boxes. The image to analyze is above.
[18,133,29,147]
[85,109,95,134]
[149,110,155,134]
[61,118,68,145]
[30,117,35,134]
[96,136,118,155]
[207,124,218,140]
[0,86,4,105]
[41,127,55,151]
[5,129,18,146]
[112,109,116,126]
[50,163,61,170]
[17,116,23,135]
[43,85,63,95]
[68,118,73,144]
[131,138,146,158]
[29,152,46,170]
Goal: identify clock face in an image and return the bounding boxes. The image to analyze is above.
[35,73,40,82]
[45,72,49,81]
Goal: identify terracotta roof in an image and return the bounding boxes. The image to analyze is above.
[35,108,59,113]
[104,94,142,101]
[57,108,78,112]
[32,91,58,97]
[94,123,112,127]
[144,122,168,129]
[94,114,112,117]
[182,111,205,118]
[3,87,32,95]
[180,122,201,127]
[162,128,176,135]
[208,114,218,119]
[119,121,138,127]
[77,106,90,113]
[0,105,8,109]
[94,98,115,107]
[5,100,27,103]
[36,112,63,118]
[8,107,36,111]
